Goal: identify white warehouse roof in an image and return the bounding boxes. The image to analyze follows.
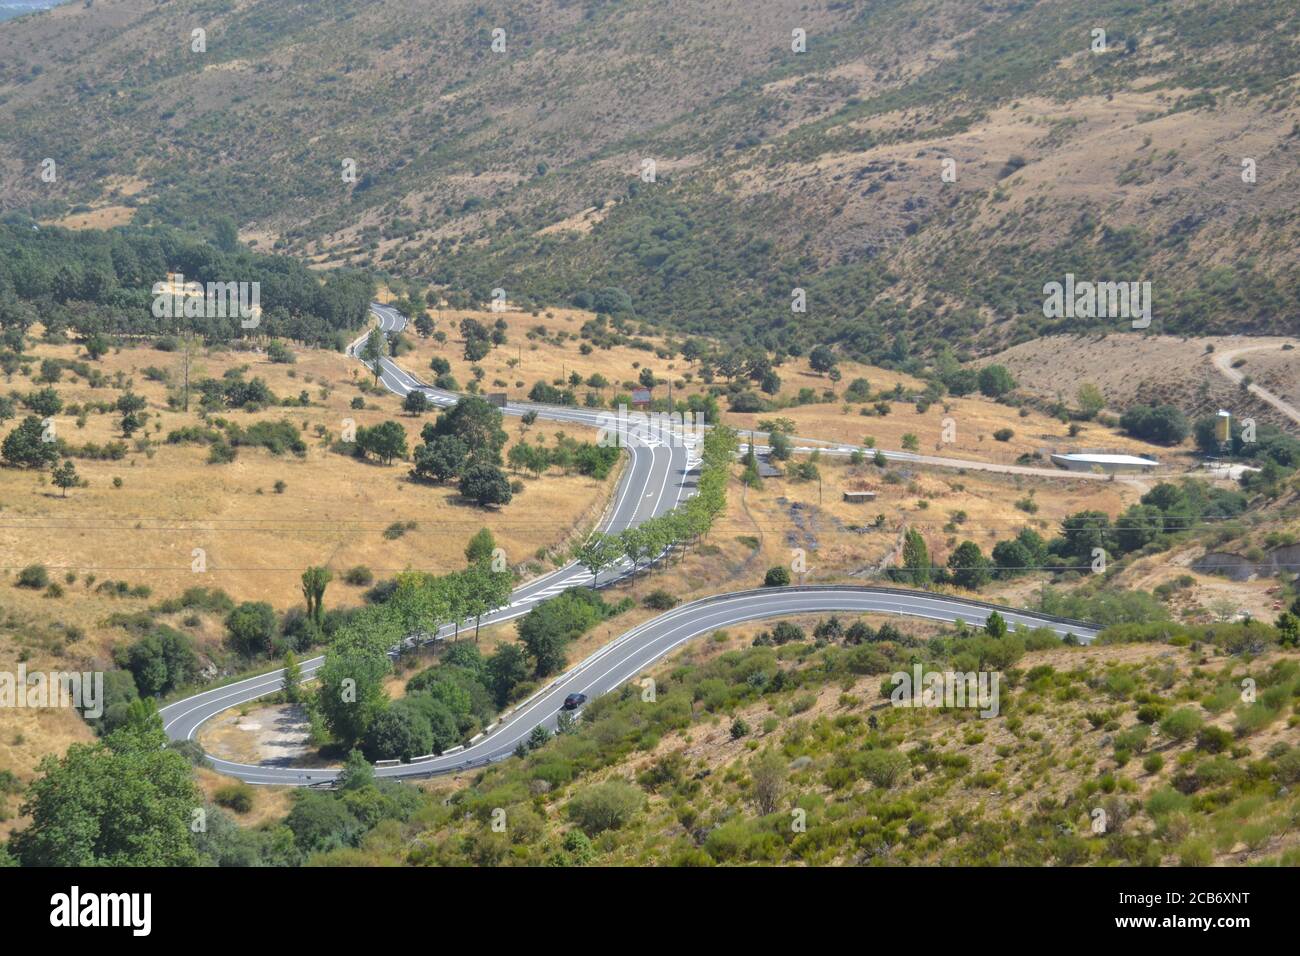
[1052,453,1159,466]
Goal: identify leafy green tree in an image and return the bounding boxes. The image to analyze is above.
[226,601,278,657]
[984,610,1007,638]
[576,532,623,585]
[486,643,531,707]
[52,459,79,496]
[315,621,394,747]
[947,541,993,590]
[282,650,303,703]
[2,415,59,469]
[1076,383,1105,419]
[764,565,791,587]
[301,566,332,625]
[1119,404,1189,445]
[1058,510,1113,562]
[336,749,375,791]
[465,527,496,566]
[403,390,430,414]
[991,539,1032,579]
[10,720,201,866]
[809,345,837,374]
[362,327,386,382]
[898,528,931,585]
[459,461,512,507]
[977,364,1016,398]
[355,420,408,464]
[1114,504,1164,554]
[427,396,507,466]
[412,433,468,482]
[362,703,433,763]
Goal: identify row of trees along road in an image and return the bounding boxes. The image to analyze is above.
[574,425,738,583]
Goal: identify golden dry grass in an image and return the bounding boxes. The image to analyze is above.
[0,333,620,785]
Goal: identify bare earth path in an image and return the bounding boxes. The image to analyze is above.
[1212,342,1300,428]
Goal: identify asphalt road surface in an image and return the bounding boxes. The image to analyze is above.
[160,303,1103,786]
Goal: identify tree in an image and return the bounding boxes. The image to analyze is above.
[282,651,303,703]
[459,462,512,507]
[412,434,468,482]
[947,541,992,590]
[362,703,433,763]
[315,624,394,747]
[403,390,430,414]
[2,415,59,469]
[1076,382,1105,419]
[898,528,931,585]
[1119,404,1189,445]
[764,565,791,587]
[52,459,79,497]
[1114,504,1164,554]
[427,396,507,465]
[355,420,408,464]
[486,643,531,707]
[984,610,1007,638]
[1059,510,1112,562]
[361,327,386,382]
[977,364,1017,398]
[1275,611,1300,648]
[413,313,434,337]
[465,527,496,566]
[10,720,201,866]
[991,539,1032,579]
[301,566,332,625]
[576,532,623,585]
[336,749,375,791]
[809,345,837,374]
[226,602,278,657]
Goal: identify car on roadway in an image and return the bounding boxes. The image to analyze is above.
[562,693,587,710]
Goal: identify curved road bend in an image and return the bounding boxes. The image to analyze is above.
[166,585,1099,786]
[162,302,694,771]
[161,304,1103,785]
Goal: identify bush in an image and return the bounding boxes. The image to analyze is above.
[860,749,910,788]
[566,781,645,835]
[1195,726,1233,754]
[764,566,791,587]
[214,783,254,814]
[1158,707,1204,742]
[17,564,49,589]
[344,566,374,586]
[643,589,679,610]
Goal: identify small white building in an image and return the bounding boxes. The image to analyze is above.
[1050,452,1159,474]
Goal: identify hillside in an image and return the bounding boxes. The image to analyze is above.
[1,0,1297,361]
[201,613,1300,867]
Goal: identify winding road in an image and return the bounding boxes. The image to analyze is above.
[160,302,1102,786]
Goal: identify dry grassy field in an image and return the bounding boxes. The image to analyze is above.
[0,331,619,799]
[388,295,1177,467]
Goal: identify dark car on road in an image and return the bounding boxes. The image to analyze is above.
[562,693,587,710]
